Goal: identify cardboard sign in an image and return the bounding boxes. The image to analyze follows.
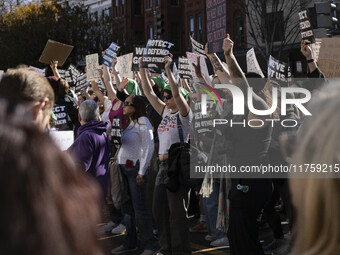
[75,73,88,93]
[298,10,315,43]
[103,42,120,68]
[246,48,265,78]
[132,46,146,71]
[318,38,340,78]
[311,38,322,62]
[141,39,175,71]
[178,57,193,79]
[29,66,46,76]
[268,55,291,83]
[86,54,100,81]
[206,0,226,53]
[50,130,74,151]
[117,53,134,79]
[111,116,122,145]
[186,52,212,85]
[39,40,74,66]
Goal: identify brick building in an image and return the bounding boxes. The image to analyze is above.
[111,0,246,57]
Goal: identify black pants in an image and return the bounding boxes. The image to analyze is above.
[228,179,272,255]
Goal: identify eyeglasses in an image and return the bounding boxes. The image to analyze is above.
[164,95,173,100]
[123,101,134,107]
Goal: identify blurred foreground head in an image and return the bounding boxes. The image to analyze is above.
[290,82,340,255]
[0,67,55,130]
[0,100,103,255]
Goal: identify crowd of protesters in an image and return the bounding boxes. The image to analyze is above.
[0,34,338,255]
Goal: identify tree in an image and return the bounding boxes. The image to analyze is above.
[246,0,308,61]
[0,0,113,70]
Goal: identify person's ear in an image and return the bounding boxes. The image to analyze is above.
[33,98,49,119]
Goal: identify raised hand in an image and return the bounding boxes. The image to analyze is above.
[164,53,173,70]
[192,56,203,78]
[223,34,234,56]
[300,40,312,60]
[118,77,129,92]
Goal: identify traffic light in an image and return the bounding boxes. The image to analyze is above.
[155,12,164,38]
[315,0,338,29]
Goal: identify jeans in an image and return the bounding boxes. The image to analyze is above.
[153,160,192,255]
[120,164,158,250]
[203,181,227,239]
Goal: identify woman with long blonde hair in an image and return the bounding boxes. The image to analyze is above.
[290,82,340,255]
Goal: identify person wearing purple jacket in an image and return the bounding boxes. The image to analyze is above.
[68,99,111,199]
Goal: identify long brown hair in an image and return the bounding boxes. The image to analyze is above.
[0,100,103,255]
[128,95,147,124]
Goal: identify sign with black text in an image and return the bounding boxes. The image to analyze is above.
[132,46,146,71]
[178,57,193,79]
[141,39,175,71]
[111,116,122,145]
[190,36,207,58]
[206,0,226,53]
[268,55,291,83]
[75,73,88,93]
[298,10,315,43]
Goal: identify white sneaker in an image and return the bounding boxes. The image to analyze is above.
[98,221,115,234]
[210,236,229,247]
[140,250,155,255]
[205,235,217,241]
[111,223,126,234]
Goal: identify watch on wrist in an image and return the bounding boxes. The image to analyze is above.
[307,58,314,63]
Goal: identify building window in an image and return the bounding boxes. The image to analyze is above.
[121,0,124,16]
[266,11,284,42]
[233,11,244,49]
[147,0,152,9]
[114,0,118,17]
[197,15,203,42]
[189,17,194,37]
[148,26,153,39]
[155,0,159,7]
[135,0,142,14]
[170,0,179,6]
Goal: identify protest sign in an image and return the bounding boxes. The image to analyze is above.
[117,53,134,79]
[141,39,175,71]
[57,69,66,79]
[97,78,105,91]
[318,38,340,78]
[160,71,169,85]
[206,0,226,53]
[311,38,322,62]
[75,73,88,93]
[190,36,206,58]
[246,48,265,78]
[39,40,74,66]
[172,62,180,83]
[178,57,193,79]
[29,66,46,76]
[268,55,291,83]
[86,53,100,81]
[132,46,146,71]
[111,116,122,145]
[68,64,81,84]
[49,130,74,151]
[103,42,120,68]
[186,52,212,85]
[298,10,315,43]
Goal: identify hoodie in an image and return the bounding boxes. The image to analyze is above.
[68,120,111,197]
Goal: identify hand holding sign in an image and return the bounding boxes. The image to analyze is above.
[301,40,313,60]
[164,54,173,70]
[192,56,203,78]
[223,34,233,56]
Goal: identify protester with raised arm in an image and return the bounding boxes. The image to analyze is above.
[220,34,273,255]
[140,56,193,255]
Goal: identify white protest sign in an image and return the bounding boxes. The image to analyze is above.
[49,130,74,151]
[86,53,100,81]
[103,42,120,67]
[267,55,291,83]
[186,52,212,85]
[246,48,264,78]
[318,38,340,78]
[117,53,134,79]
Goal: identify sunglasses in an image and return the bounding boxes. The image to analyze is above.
[123,101,134,107]
[164,95,173,100]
